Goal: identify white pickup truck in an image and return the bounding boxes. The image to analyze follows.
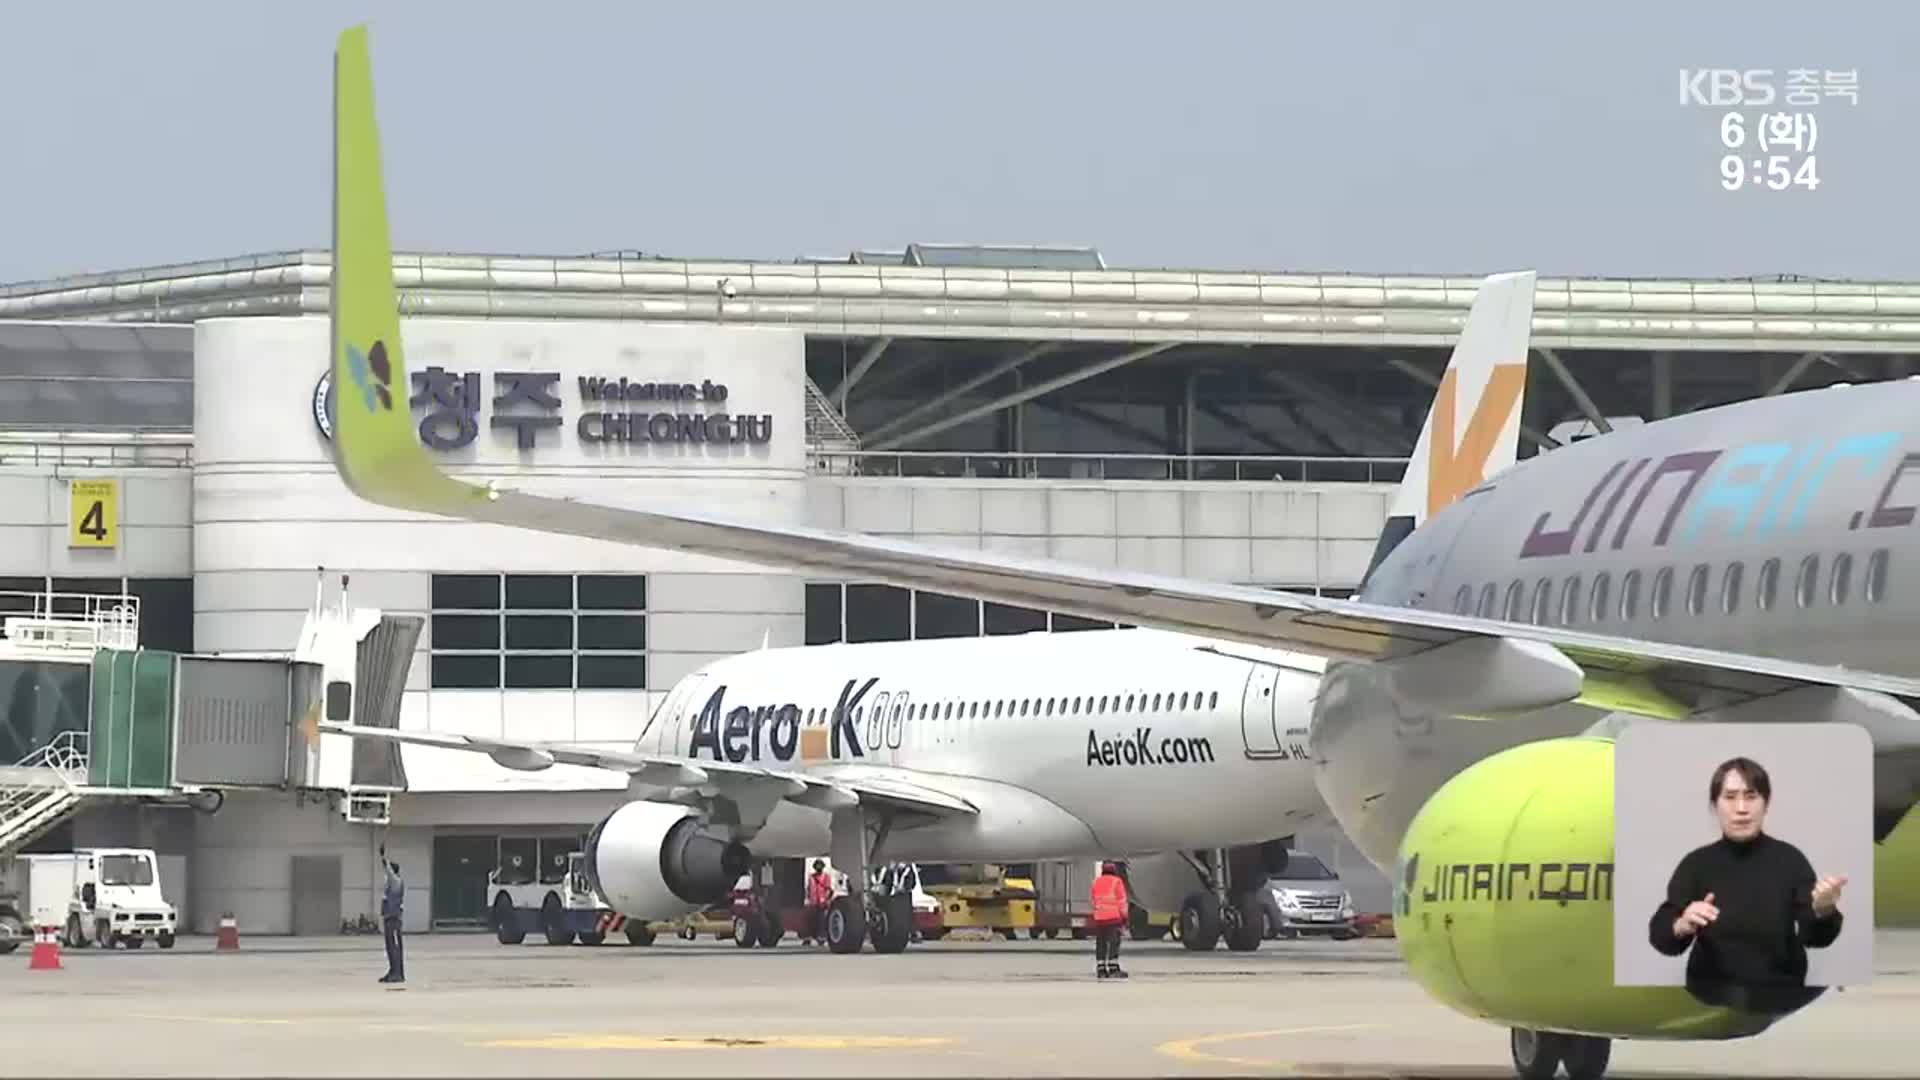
[0,848,178,950]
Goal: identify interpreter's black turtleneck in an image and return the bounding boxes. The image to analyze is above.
[1648,831,1842,1010]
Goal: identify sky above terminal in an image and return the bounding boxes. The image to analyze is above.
[1,0,1909,284]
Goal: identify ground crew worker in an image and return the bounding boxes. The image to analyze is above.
[380,857,406,984]
[803,859,834,945]
[1091,860,1130,979]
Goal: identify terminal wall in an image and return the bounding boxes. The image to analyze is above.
[0,469,192,579]
[190,316,810,789]
[807,479,1393,588]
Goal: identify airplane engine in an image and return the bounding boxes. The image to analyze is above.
[1393,735,1783,1048]
[583,799,753,919]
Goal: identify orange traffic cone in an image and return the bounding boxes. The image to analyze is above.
[29,925,61,971]
[216,913,240,951]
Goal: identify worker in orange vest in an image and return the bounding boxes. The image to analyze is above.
[1090,860,1130,979]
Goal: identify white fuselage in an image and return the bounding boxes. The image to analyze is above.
[628,628,1330,864]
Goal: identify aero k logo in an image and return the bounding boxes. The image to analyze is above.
[1426,363,1527,521]
[345,340,395,413]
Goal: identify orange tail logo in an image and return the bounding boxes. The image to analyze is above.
[1427,362,1528,520]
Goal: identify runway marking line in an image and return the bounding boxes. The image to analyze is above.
[475,1033,956,1051]
[1157,1024,1385,1072]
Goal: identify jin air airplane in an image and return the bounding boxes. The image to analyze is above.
[319,25,1920,1080]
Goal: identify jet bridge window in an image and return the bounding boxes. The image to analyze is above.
[1866,548,1890,604]
[1831,553,1854,606]
[1721,562,1744,615]
[1796,555,1821,608]
[1757,558,1781,611]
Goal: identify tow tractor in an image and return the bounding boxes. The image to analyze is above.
[1,848,177,950]
[490,849,652,946]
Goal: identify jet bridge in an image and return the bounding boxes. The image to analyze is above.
[0,581,420,854]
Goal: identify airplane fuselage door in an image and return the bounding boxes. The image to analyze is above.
[1239,665,1284,757]
[641,672,707,755]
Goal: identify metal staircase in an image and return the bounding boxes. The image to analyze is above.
[0,732,89,857]
[804,377,862,473]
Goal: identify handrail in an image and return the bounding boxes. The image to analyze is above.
[808,450,1407,484]
[12,731,90,781]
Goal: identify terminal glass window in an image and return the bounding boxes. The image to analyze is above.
[805,582,1112,643]
[0,659,91,764]
[428,573,648,690]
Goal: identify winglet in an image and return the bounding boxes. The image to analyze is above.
[329,25,490,519]
[1360,271,1535,586]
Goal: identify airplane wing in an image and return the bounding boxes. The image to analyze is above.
[318,721,978,821]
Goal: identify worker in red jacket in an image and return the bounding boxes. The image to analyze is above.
[1091,860,1130,979]
[802,860,835,945]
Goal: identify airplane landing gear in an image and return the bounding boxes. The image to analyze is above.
[1509,1028,1610,1080]
[824,805,915,954]
[825,895,866,954]
[1177,846,1276,952]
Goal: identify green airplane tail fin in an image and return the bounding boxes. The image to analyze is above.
[329,24,484,518]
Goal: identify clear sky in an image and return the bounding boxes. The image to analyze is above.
[1,1,1908,284]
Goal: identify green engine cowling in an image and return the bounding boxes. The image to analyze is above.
[1392,736,1779,1041]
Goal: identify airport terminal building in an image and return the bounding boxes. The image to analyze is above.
[2,244,1913,933]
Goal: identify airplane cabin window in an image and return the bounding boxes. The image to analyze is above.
[1589,572,1611,623]
[1651,567,1673,620]
[1453,585,1473,614]
[1560,575,1582,625]
[1796,554,1820,608]
[1478,583,1497,618]
[1757,557,1780,611]
[1531,578,1552,624]
[1620,569,1641,620]
[1832,552,1854,606]
[1504,580,1525,621]
[1179,692,1190,709]
[1685,564,1709,616]
[1209,691,1219,709]
[1722,561,1744,615]
[1867,548,1890,604]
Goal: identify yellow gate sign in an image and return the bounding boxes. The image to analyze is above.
[69,479,119,549]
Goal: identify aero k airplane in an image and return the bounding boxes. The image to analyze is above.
[319,25,1920,1080]
[314,26,1536,962]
